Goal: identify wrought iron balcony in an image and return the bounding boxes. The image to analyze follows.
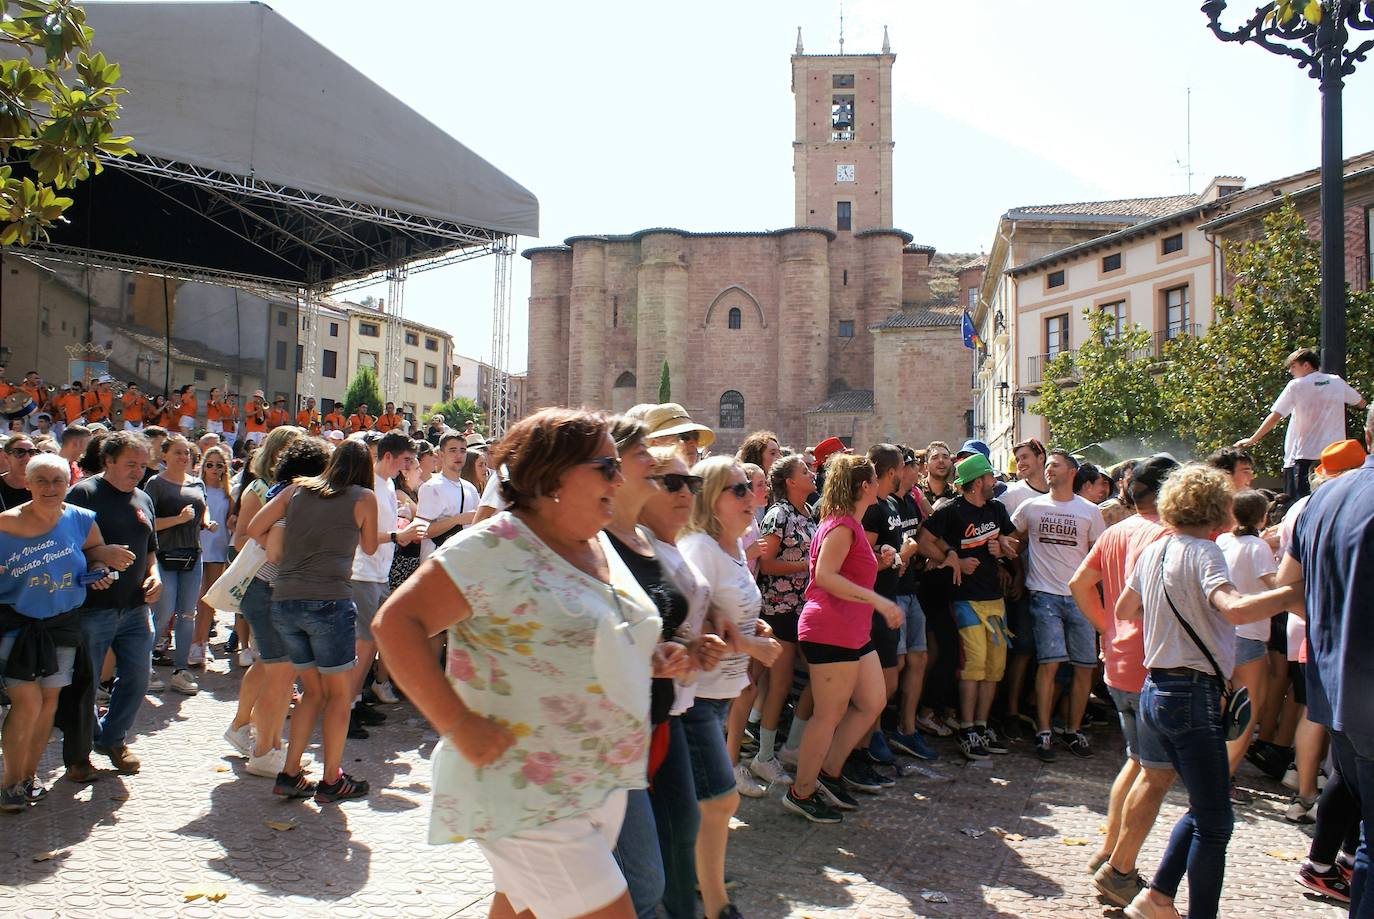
[1154,323,1201,355]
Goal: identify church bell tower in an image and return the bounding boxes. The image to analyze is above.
[791,27,895,232]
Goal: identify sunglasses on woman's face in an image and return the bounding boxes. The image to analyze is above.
[652,473,703,495]
[583,456,623,482]
[203,462,226,469]
[724,482,751,499]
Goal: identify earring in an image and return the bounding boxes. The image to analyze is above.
[551,493,561,504]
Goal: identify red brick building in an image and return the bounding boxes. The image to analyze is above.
[524,32,972,453]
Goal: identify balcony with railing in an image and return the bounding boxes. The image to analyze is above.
[1027,350,1074,386]
[1154,323,1201,355]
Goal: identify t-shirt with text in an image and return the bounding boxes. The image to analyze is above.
[1012,493,1105,596]
[923,496,1015,602]
[862,495,903,600]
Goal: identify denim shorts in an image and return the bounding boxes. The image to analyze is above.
[270,597,359,674]
[1029,590,1097,666]
[238,577,290,665]
[1235,636,1267,667]
[895,593,927,654]
[0,632,76,689]
[1107,684,1171,770]
[680,697,736,802]
[350,580,388,643]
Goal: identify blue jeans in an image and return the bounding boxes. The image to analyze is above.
[612,788,664,919]
[153,561,203,670]
[1141,670,1233,919]
[79,605,154,749]
[651,716,702,919]
[1331,729,1374,918]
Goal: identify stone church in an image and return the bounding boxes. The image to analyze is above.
[524,31,973,453]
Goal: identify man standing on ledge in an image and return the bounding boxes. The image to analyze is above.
[1235,347,1364,498]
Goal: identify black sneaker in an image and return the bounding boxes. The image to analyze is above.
[841,757,885,794]
[1064,731,1093,758]
[782,787,842,824]
[1297,861,1351,903]
[353,703,386,726]
[1001,716,1028,743]
[347,712,370,739]
[981,725,1009,755]
[23,777,48,803]
[858,757,896,788]
[957,727,989,761]
[273,770,317,799]
[717,905,744,919]
[1035,731,1057,762]
[816,772,859,810]
[315,771,370,804]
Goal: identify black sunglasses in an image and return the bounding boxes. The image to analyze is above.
[725,482,751,499]
[583,456,623,482]
[652,473,703,495]
[7,447,40,457]
[678,431,700,443]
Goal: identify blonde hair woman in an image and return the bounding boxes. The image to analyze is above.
[677,455,780,919]
[191,444,234,665]
[783,454,900,824]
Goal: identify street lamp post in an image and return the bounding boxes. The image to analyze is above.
[1202,0,1374,377]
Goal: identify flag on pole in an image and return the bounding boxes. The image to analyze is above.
[962,311,984,350]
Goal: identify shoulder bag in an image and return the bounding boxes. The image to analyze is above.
[1158,538,1252,741]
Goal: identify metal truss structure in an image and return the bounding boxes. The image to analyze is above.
[486,242,516,438]
[384,241,409,403]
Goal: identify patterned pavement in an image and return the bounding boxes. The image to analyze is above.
[0,655,1349,918]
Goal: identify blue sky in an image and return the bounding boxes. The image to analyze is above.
[132,0,1374,372]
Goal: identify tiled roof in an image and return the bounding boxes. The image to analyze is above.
[1008,194,1199,221]
[871,302,962,330]
[810,389,874,413]
[960,253,988,270]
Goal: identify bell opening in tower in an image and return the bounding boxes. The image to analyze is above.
[831,93,854,141]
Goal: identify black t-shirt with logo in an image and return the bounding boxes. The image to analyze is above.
[923,495,1015,602]
[862,495,903,600]
[66,476,158,609]
[893,492,924,595]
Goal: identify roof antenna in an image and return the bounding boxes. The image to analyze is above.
[839,0,844,54]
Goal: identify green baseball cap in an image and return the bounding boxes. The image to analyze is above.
[954,452,995,486]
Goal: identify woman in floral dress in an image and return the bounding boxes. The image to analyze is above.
[374,408,661,919]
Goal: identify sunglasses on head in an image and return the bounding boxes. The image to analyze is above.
[652,473,703,495]
[583,455,623,482]
[725,482,751,499]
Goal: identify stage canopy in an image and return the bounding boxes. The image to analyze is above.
[25,1,538,290]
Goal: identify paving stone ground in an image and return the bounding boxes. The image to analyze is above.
[0,655,1349,918]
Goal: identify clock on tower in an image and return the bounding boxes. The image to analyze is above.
[836,164,855,183]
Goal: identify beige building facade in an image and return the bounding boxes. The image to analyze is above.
[525,33,971,454]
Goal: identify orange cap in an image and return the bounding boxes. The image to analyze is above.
[1315,439,1367,478]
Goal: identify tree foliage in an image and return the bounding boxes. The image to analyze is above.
[342,366,382,417]
[0,0,133,245]
[424,395,483,431]
[658,360,671,403]
[1161,201,1374,474]
[1030,307,1169,453]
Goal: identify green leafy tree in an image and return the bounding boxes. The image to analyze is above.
[658,360,671,403]
[424,395,483,431]
[1030,307,1169,452]
[1161,201,1374,474]
[0,1,134,245]
[342,366,382,417]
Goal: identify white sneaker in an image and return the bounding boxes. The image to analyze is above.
[777,746,800,768]
[372,681,400,704]
[1282,765,1299,791]
[246,747,286,778]
[187,643,206,666]
[733,762,768,798]
[750,755,793,786]
[147,669,165,693]
[223,723,254,758]
[201,644,216,665]
[917,712,953,737]
[1285,795,1317,824]
[237,647,256,668]
[169,670,200,695]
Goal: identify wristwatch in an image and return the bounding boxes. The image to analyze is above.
[389,531,398,544]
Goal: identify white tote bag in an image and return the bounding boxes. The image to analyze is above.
[202,539,267,613]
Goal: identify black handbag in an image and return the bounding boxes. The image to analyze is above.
[429,481,468,549]
[1158,539,1252,742]
[157,547,201,571]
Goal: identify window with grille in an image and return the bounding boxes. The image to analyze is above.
[1102,252,1122,272]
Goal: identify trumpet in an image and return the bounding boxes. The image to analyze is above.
[42,383,57,395]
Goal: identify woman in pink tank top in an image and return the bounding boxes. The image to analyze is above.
[782,455,903,824]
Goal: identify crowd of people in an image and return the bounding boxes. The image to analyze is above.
[0,345,1371,919]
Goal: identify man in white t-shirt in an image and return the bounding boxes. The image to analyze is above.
[350,432,426,731]
[1011,449,1106,762]
[1236,347,1364,498]
[996,438,1049,741]
[417,431,479,560]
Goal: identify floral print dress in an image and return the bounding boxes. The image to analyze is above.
[426,513,661,843]
[758,501,817,623]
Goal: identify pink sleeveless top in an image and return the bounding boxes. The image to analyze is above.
[799,514,878,649]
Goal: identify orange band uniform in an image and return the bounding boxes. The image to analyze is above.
[349,412,374,432]
[121,393,147,424]
[377,412,402,431]
[322,411,345,430]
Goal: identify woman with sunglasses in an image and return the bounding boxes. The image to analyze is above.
[783,454,898,824]
[750,454,817,786]
[638,447,728,918]
[603,417,696,919]
[678,456,781,919]
[374,408,660,919]
[190,445,235,666]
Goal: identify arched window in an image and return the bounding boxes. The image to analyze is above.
[719,390,744,429]
[827,378,851,396]
[727,307,742,330]
[614,371,637,389]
